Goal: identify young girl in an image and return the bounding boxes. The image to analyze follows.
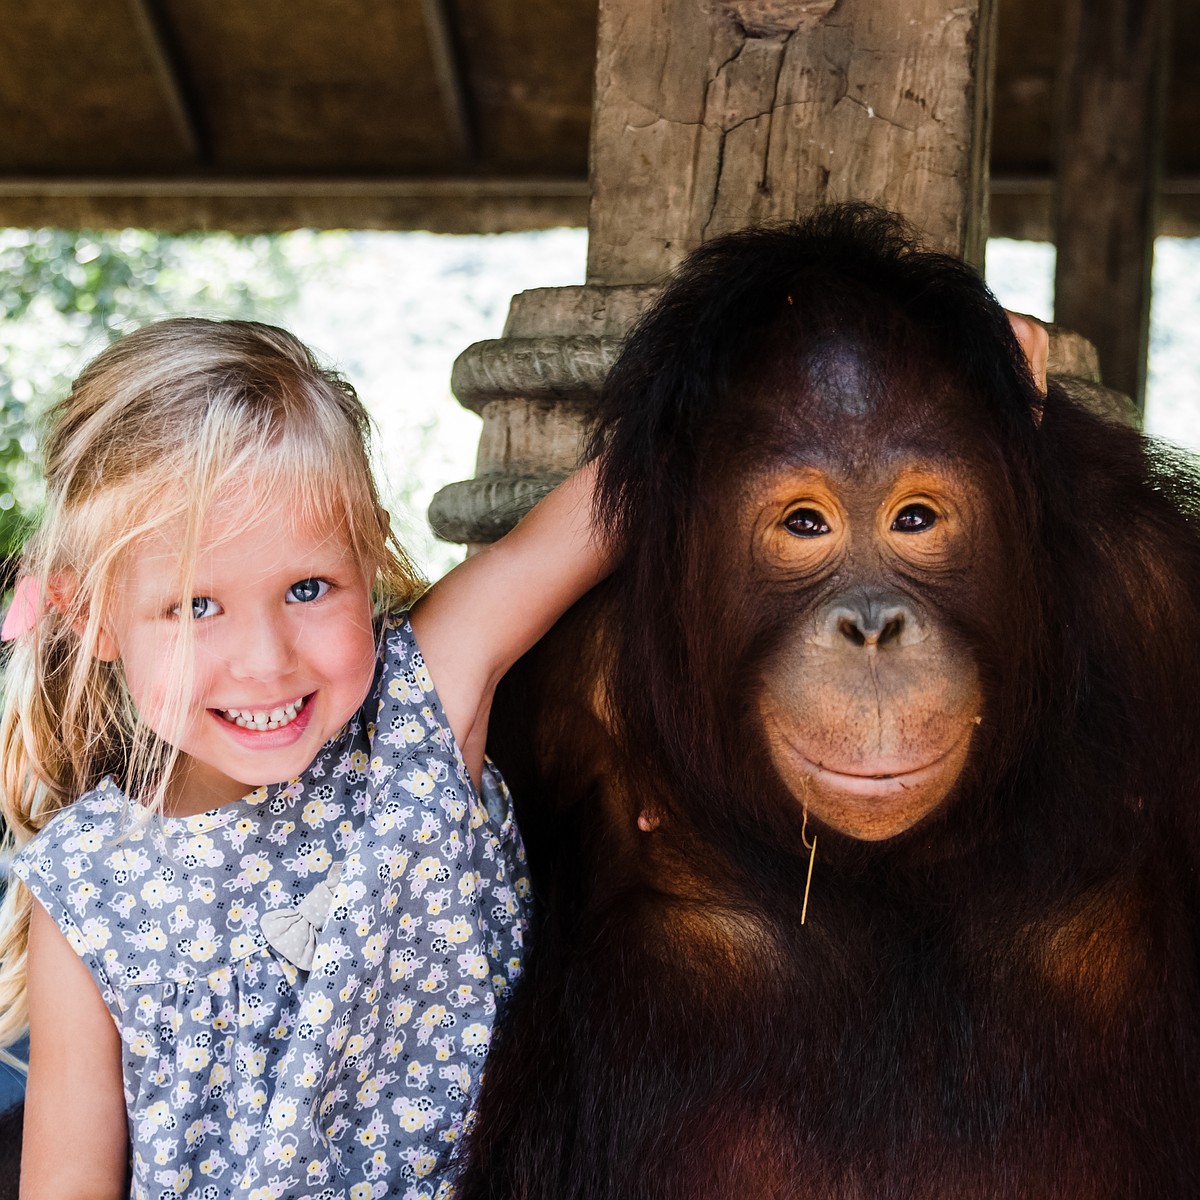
[0,318,608,1199]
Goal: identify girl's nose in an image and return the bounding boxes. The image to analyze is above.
[223,613,298,682]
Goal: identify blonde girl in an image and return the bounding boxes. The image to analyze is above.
[0,319,607,1199]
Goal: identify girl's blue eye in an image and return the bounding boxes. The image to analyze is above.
[287,578,330,604]
[187,597,221,620]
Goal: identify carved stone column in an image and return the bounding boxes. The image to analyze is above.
[430,0,1000,546]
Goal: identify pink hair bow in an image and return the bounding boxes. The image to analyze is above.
[2,577,44,641]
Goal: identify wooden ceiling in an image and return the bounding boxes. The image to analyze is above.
[0,0,1193,237]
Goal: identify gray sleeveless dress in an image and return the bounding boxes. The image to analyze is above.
[13,615,530,1200]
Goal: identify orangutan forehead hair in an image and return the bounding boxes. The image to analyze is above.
[589,204,1042,544]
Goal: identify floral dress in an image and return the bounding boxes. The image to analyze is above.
[12,615,531,1200]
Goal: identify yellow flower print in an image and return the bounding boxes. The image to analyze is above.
[442,916,472,944]
[272,1097,298,1129]
[180,1044,210,1071]
[395,1100,428,1133]
[182,833,214,861]
[65,927,88,955]
[462,1023,490,1050]
[305,846,333,873]
[418,1005,448,1030]
[392,999,414,1025]
[459,951,489,980]
[302,994,334,1026]
[357,1111,386,1147]
[414,856,442,881]
[229,934,257,958]
[207,965,232,993]
[410,1148,438,1177]
[143,1101,173,1129]
[405,770,436,800]
[128,1031,153,1057]
[457,875,476,901]
[239,854,271,883]
[349,1183,374,1200]
[301,799,327,827]
[348,749,369,774]
[362,934,386,965]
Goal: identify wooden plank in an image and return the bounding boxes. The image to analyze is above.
[0,177,589,233]
[586,0,999,284]
[1053,0,1172,411]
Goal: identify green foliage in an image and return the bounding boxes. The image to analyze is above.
[0,229,323,567]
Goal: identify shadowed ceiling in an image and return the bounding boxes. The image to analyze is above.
[0,0,1192,237]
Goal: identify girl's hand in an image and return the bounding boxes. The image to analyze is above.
[21,902,127,1199]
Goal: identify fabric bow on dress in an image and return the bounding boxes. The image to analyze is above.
[260,862,344,971]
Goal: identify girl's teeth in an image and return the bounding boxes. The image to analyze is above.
[223,698,304,731]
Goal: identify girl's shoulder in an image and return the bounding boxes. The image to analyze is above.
[11,779,129,871]
[370,610,456,764]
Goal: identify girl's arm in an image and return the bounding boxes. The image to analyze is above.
[21,901,127,1199]
[409,458,612,786]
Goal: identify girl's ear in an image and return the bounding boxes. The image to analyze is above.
[43,575,121,662]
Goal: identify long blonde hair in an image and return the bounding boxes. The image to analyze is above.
[0,318,423,1049]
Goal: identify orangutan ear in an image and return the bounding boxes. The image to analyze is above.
[1005,311,1049,426]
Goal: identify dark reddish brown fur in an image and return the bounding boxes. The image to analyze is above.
[464,206,1200,1198]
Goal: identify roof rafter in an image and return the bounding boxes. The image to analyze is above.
[420,0,477,168]
[125,0,207,163]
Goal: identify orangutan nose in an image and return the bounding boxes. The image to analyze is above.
[824,595,922,648]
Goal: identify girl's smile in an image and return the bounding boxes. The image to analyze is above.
[96,492,378,815]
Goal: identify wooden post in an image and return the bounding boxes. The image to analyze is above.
[588,0,997,279]
[431,0,1001,545]
[1054,0,1171,413]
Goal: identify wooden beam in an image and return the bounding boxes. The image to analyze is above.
[0,177,588,234]
[124,0,207,163]
[420,0,477,168]
[1053,0,1172,412]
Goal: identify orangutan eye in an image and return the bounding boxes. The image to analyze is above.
[784,508,831,538]
[892,504,938,533]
